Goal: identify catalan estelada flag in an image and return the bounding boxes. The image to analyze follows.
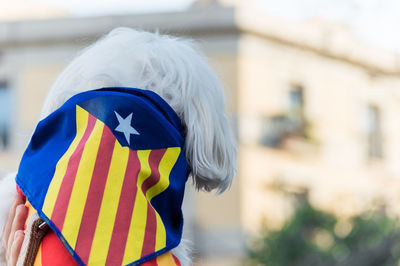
[16,87,188,265]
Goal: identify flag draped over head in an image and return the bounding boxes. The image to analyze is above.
[16,87,188,266]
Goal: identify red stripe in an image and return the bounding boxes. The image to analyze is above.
[41,230,78,266]
[105,150,141,266]
[141,149,166,195]
[74,125,116,264]
[172,253,181,266]
[141,202,157,257]
[51,114,97,230]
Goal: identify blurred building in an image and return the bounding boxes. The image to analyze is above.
[235,7,400,234]
[2,2,400,266]
[0,0,70,22]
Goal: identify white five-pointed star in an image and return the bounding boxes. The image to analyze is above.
[114,111,140,145]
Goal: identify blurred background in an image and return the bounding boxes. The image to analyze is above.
[2,0,400,265]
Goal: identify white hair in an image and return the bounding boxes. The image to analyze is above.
[41,27,237,194]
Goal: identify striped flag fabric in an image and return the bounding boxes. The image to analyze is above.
[23,202,181,266]
[16,88,188,265]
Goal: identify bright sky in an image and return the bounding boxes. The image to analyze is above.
[256,0,400,53]
[37,0,400,53]
[40,0,195,15]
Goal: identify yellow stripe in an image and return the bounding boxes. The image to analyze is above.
[62,120,104,248]
[146,147,181,201]
[122,150,151,265]
[137,150,152,188]
[33,244,42,266]
[88,141,130,265]
[42,106,89,218]
[155,212,166,250]
[121,188,148,264]
[156,251,179,266]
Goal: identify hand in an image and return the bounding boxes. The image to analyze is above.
[2,194,28,266]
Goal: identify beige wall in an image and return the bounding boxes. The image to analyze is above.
[18,64,64,129]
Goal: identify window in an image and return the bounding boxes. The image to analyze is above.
[367,105,383,158]
[0,80,11,150]
[259,84,308,148]
[288,85,305,135]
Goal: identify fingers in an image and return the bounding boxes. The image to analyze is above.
[6,204,28,262]
[2,194,24,253]
[8,230,24,266]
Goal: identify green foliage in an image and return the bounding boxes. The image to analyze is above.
[247,195,400,266]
